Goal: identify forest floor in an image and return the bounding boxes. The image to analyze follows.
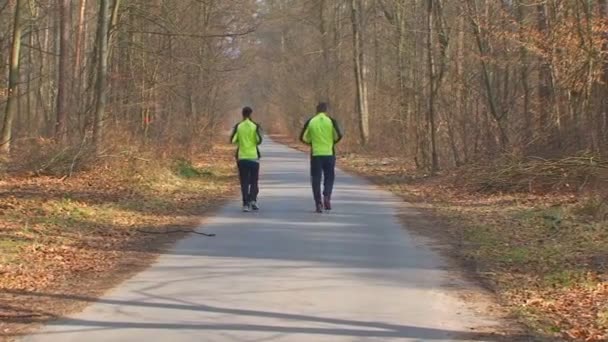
[271,134,608,342]
[0,143,237,340]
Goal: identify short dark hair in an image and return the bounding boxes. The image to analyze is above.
[316,102,328,113]
[242,106,253,117]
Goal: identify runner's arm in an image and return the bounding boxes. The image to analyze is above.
[230,124,239,144]
[300,118,312,145]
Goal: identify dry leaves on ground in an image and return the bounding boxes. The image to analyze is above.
[336,150,607,342]
[0,145,237,340]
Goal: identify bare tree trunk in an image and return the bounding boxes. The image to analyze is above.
[536,4,552,140]
[517,0,532,146]
[372,0,380,108]
[466,0,508,149]
[598,0,608,149]
[350,0,370,145]
[318,0,330,101]
[427,0,439,172]
[74,0,87,78]
[332,1,343,109]
[74,0,88,127]
[26,32,33,133]
[1,0,25,155]
[94,0,110,152]
[107,0,122,59]
[393,2,409,148]
[456,14,468,162]
[56,0,71,143]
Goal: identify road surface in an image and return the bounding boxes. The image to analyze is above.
[22,140,501,342]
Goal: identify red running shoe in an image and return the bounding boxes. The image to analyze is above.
[323,196,332,211]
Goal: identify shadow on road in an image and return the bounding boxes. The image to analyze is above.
[2,289,530,341]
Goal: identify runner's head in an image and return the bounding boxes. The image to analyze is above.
[316,102,328,114]
[242,106,253,118]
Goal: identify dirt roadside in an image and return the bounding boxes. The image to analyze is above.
[0,146,238,341]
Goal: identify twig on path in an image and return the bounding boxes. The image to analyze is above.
[136,228,215,237]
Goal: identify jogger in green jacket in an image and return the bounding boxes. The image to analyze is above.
[231,107,263,212]
[300,103,343,213]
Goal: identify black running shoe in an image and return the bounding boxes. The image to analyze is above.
[315,202,324,213]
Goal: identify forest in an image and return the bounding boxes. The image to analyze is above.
[0,1,607,341]
[1,1,607,166]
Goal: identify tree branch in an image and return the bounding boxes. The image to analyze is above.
[125,27,257,39]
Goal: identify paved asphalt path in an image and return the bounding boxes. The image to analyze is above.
[22,139,500,342]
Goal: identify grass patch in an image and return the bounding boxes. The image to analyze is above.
[174,158,214,179]
[543,270,585,288]
[598,307,608,327]
[502,247,531,264]
[0,238,28,265]
[571,196,608,221]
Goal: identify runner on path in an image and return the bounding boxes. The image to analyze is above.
[231,106,263,212]
[300,102,343,213]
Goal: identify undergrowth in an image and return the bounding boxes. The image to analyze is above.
[454,152,607,194]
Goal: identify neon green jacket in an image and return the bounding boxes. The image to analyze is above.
[231,119,263,160]
[300,112,343,156]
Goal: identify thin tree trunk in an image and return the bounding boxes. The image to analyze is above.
[332,0,342,105]
[516,0,532,146]
[466,0,508,148]
[41,18,52,135]
[74,0,88,122]
[456,14,468,162]
[93,0,110,152]
[1,0,25,155]
[26,31,33,133]
[107,0,122,59]
[598,0,608,148]
[74,0,87,77]
[350,0,370,145]
[319,0,330,101]
[536,4,552,138]
[427,0,439,172]
[397,7,409,147]
[56,0,71,143]
[372,0,380,108]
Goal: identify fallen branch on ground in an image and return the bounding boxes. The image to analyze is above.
[136,228,216,237]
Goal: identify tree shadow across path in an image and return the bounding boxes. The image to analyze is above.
[2,289,533,341]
